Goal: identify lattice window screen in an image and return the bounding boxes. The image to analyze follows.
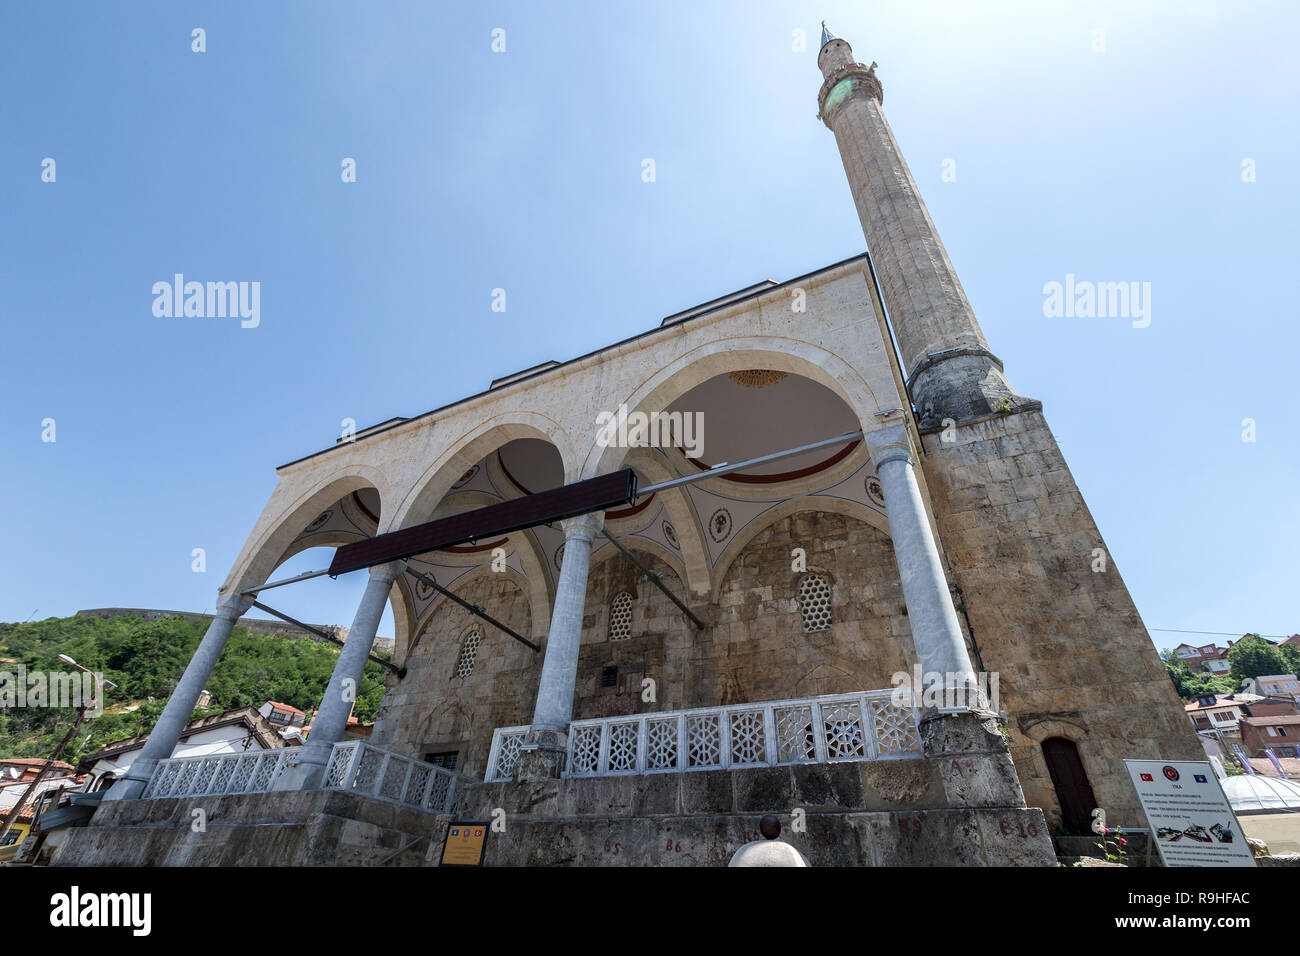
[609,590,633,641]
[455,630,481,678]
[798,573,833,633]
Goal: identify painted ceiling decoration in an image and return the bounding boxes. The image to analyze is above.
[727,369,788,388]
[679,439,861,484]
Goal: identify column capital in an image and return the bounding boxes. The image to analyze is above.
[559,512,603,543]
[862,422,915,471]
[368,560,406,584]
[214,592,254,620]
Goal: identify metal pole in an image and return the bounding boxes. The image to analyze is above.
[404,567,540,652]
[599,530,705,629]
[0,707,88,845]
[248,600,402,676]
[240,567,335,596]
[638,429,864,496]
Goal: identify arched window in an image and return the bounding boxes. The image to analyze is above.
[798,573,832,633]
[609,591,633,641]
[454,630,481,678]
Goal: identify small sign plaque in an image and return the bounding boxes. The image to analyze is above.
[1123,759,1256,867]
[439,821,490,867]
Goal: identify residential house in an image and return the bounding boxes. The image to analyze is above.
[77,705,292,791]
[1239,714,1300,759]
[1184,693,1258,738]
[1243,675,1300,699]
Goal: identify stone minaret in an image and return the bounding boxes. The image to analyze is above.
[816,24,1026,428]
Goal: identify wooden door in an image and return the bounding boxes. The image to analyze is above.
[1042,737,1099,834]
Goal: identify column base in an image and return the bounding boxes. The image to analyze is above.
[272,743,331,791]
[101,762,155,803]
[514,729,568,780]
[919,708,1028,809]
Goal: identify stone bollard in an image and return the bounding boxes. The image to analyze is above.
[728,815,811,867]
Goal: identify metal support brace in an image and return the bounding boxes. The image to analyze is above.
[248,599,403,676]
[239,567,334,596]
[636,429,865,496]
[403,567,540,652]
[599,530,705,629]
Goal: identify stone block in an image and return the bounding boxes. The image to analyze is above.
[681,770,734,814]
[733,766,795,812]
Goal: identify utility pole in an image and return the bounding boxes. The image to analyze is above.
[0,707,88,844]
[0,656,115,845]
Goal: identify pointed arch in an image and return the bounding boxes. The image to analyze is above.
[708,497,891,602]
[580,337,883,481]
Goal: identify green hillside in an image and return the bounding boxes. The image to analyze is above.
[0,614,390,762]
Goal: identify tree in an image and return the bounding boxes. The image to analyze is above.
[1161,648,1236,700]
[1228,635,1287,686]
[1278,641,1300,677]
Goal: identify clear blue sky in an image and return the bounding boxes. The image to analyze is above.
[2,1,1297,652]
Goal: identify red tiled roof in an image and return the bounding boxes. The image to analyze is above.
[267,701,305,715]
[1184,696,1248,712]
[1241,715,1300,726]
[0,758,76,771]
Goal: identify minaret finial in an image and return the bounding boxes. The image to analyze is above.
[820,21,838,48]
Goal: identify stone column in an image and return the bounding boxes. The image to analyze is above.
[864,423,979,701]
[865,421,1026,807]
[276,561,403,791]
[517,511,603,778]
[103,592,254,802]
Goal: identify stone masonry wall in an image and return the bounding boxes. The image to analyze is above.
[572,512,914,725]
[919,408,1204,829]
[376,511,918,776]
[373,573,536,778]
[52,790,441,867]
[53,765,1056,867]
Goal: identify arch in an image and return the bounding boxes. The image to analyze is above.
[612,447,710,594]
[273,530,368,570]
[388,413,577,533]
[398,487,554,641]
[581,338,884,480]
[708,498,891,603]
[404,566,534,665]
[588,535,691,599]
[223,464,391,597]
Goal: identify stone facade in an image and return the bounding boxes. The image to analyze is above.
[920,409,1204,827]
[53,790,442,867]
[55,762,1054,867]
[377,571,536,778]
[375,511,915,775]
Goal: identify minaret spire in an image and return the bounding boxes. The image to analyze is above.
[815,31,1028,428]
